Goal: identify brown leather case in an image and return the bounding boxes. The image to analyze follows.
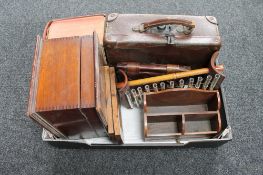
[104,14,221,68]
[27,33,109,139]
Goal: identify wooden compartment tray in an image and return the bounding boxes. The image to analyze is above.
[144,89,221,140]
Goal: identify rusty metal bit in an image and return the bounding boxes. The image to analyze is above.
[153,83,158,92]
[160,82,166,91]
[169,81,175,88]
[188,78,194,88]
[124,91,134,109]
[144,85,150,93]
[137,87,144,104]
[137,87,143,98]
[195,76,203,89]
[179,79,184,88]
[202,75,212,90]
[131,89,139,107]
[209,74,221,90]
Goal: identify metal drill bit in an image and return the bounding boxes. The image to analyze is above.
[195,76,203,89]
[124,91,134,109]
[145,85,150,93]
[153,83,158,92]
[137,87,143,104]
[202,75,212,90]
[169,81,175,89]
[137,87,143,99]
[188,78,194,88]
[131,89,139,107]
[209,74,221,90]
[160,82,166,90]
[179,79,184,88]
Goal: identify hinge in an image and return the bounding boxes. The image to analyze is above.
[107,13,118,22]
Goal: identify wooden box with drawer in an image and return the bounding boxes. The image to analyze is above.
[27,33,122,140]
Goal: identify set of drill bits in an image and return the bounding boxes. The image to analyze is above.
[123,74,221,108]
[124,87,144,108]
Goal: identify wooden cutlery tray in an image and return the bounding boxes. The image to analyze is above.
[144,89,221,140]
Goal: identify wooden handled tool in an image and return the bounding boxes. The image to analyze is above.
[116,62,191,78]
[117,68,209,89]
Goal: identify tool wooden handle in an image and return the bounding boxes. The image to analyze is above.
[118,68,209,87]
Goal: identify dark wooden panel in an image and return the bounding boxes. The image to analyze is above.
[147,115,182,136]
[145,89,219,107]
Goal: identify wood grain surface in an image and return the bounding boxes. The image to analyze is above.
[29,35,109,138]
[80,36,95,108]
[104,66,114,137]
[144,89,222,139]
[36,37,81,111]
[45,15,105,44]
[109,67,122,142]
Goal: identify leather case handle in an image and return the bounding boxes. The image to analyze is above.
[133,18,195,34]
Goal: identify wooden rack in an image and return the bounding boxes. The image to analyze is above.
[144,89,221,140]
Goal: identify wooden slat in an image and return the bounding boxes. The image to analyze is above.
[103,66,114,137]
[80,36,95,108]
[27,35,41,115]
[93,33,107,126]
[109,67,122,142]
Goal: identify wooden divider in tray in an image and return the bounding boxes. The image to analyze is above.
[143,88,221,140]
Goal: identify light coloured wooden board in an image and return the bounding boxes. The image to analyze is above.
[109,67,122,142]
[103,66,114,137]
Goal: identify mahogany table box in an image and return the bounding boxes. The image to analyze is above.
[27,34,111,139]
